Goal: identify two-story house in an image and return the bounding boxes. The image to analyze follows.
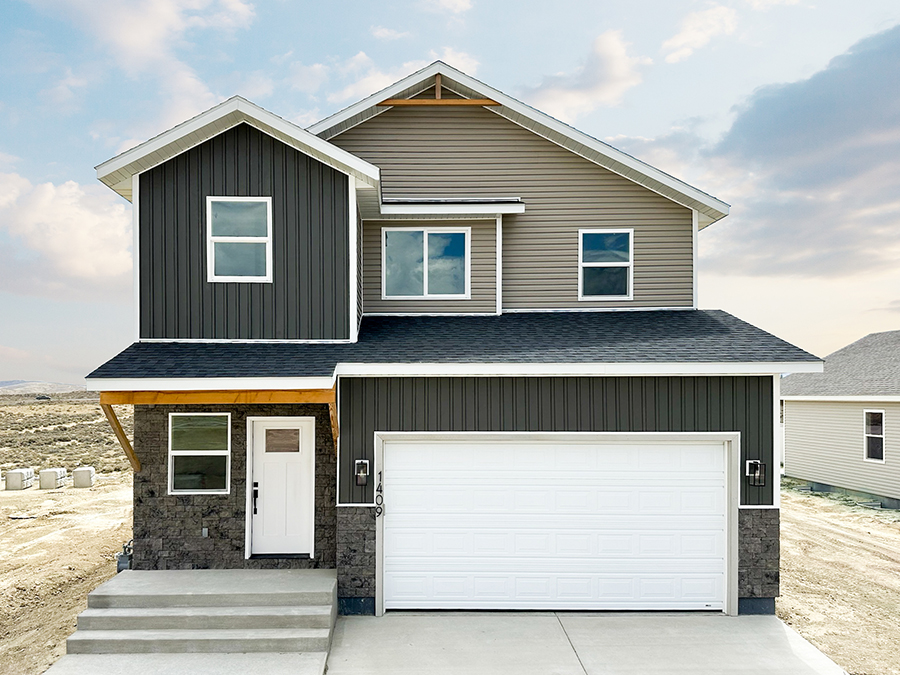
[87,62,821,617]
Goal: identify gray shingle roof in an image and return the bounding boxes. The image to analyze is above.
[87,310,820,381]
[781,330,900,397]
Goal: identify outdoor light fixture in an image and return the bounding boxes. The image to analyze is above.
[746,460,766,488]
[355,459,370,487]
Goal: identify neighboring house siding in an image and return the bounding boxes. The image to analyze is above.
[784,400,900,501]
[330,106,693,311]
[338,376,773,505]
[362,219,496,313]
[139,123,351,340]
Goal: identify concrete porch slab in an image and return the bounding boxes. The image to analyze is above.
[325,612,848,675]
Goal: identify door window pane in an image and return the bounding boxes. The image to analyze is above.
[266,428,300,453]
[384,230,424,296]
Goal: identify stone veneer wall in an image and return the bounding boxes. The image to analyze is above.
[336,508,377,602]
[738,508,780,598]
[132,404,336,570]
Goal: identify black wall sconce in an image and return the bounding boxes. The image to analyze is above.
[355,459,370,487]
[746,460,766,488]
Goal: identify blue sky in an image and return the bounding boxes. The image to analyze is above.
[1,0,899,383]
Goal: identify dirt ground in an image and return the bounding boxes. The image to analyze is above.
[3,394,900,674]
[0,394,133,675]
[778,479,900,675]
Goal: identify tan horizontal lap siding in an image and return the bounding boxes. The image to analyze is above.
[332,106,693,310]
[784,400,900,501]
[363,219,496,313]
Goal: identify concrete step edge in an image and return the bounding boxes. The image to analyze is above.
[88,591,335,609]
[78,605,333,618]
[68,628,331,640]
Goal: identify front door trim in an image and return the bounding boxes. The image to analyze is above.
[374,431,740,617]
[245,416,316,559]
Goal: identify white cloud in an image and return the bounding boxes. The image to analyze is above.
[523,31,651,123]
[662,6,737,63]
[429,47,479,75]
[40,68,88,107]
[0,152,19,171]
[425,0,472,14]
[745,0,800,8]
[371,26,410,40]
[0,173,131,283]
[328,53,430,103]
[289,62,330,94]
[229,70,274,100]
[291,109,322,127]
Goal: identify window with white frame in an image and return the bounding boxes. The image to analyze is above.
[579,229,633,300]
[382,227,470,298]
[864,410,885,462]
[168,413,231,494]
[207,197,272,282]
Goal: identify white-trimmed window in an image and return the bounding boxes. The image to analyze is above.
[579,228,633,300]
[382,227,471,299]
[864,410,885,462]
[207,197,272,282]
[168,413,231,494]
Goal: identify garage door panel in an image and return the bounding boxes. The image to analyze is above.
[383,438,729,610]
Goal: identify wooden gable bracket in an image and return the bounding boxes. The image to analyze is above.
[379,74,500,107]
[100,403,141,473]
[98,388,341,465]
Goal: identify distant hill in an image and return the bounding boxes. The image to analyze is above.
[0,381,85,394]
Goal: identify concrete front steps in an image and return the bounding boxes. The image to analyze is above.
[53,569,337,675]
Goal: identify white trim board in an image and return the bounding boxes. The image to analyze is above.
[379,202,524,216]
[307,61,729,224]
[372,430,741,617]
[782,395,900,402]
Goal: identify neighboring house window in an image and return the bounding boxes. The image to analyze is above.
[207,197,272,282]
[864,410,885,462]
[579,228,633,300]
[382,227,470,299]
[168,413,231,494]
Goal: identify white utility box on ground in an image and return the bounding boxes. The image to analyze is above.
[39,468,66,489]
[6,468,35,490]
[73,466,96,488]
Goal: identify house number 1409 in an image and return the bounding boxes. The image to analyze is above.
[374,471,384,518]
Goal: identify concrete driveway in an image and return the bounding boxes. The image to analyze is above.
[326,612,847,675]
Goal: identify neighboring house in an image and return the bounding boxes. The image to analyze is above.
[782,330,900,508]
[86,62,821,617]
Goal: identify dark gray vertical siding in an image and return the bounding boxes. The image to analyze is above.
[339,376,773,506]
[139,123,350,340]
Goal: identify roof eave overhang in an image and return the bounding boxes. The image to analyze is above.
[782,395,900,402]
[307,62,729,225]
[96,96,380,202]
[85,360,822,392]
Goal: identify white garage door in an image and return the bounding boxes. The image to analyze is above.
[382,435,731,611]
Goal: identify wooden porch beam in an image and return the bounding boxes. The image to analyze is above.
[100,403,141,473]
[99,389,337,405]
[377,98,501,106]
[328,402,340,451]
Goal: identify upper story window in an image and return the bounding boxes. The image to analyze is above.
[168,413,231,494]
[864,410,885,462]
[207,197,272,283]
[578,228,633,300]
[382,227,470,299]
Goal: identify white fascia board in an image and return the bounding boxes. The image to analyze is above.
[782,395,900,402]
[96,96,380,188]
[334,361,825,377]
[308,61,729,221]
[85,376,335,392]
[380,203,525,215]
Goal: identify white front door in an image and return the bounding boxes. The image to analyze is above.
[249,417,315,555]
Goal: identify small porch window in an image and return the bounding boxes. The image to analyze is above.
[207,197,272,282]
[864,410,885,462]
[579,229,633,300]
[168,413,231,494]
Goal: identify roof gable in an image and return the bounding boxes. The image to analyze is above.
[96,96,380,201]
[782,330,900,397]
[308,62,729,227]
